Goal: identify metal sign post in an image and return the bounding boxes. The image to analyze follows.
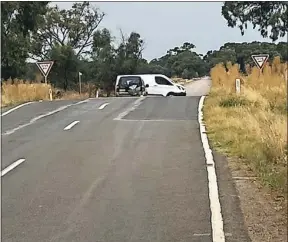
[36,61,54,84]
[251,54,269,70]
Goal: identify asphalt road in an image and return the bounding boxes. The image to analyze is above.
[1,78,251,242]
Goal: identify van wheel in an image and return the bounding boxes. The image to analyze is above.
[167,92,174,96]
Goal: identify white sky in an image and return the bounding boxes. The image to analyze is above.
[54,1,287,61]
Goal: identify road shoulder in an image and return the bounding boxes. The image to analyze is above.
[212,151,252,242]
[227,157,287,242]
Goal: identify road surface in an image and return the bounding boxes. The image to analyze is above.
[1,78,251,242]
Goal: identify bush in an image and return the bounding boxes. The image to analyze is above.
[219,95,250,107]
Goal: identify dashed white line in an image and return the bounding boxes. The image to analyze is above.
[2,99,89,136]
[64,121,80,130]
[98,103,109,110]
[198,95,225,242]
[1,159,25,177]
[1,102,34,116]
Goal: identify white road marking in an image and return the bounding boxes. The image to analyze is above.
[2,99,89,136]
[114,97,146,120]
[1,159,25,176]
[198,95,225,242]
[98,103,109,110]
[1,102,34,116]
[64,121,80,130]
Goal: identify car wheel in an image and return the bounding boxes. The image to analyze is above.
[167,92,174,97]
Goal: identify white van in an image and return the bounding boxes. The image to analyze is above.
[115,74,186,97]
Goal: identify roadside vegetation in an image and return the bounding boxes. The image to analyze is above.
[1,2,287,107]
[204,57,287,194]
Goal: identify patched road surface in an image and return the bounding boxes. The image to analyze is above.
[2,78,250,242]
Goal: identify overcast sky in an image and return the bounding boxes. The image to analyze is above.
[55,1,287,61]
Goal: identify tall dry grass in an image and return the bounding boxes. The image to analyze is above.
[1,79,52,107]
[1,79,96,107]
[205,57,287,194]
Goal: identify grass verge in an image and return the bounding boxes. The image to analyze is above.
[1,79,95,107]
[204,57,287,195]
[1,79,52,107]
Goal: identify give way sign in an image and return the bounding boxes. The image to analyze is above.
[36,61,54,77]
[251,54,269,70]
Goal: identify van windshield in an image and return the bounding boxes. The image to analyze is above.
[118,76,142,88]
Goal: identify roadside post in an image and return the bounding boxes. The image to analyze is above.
[36,61,54,84]
[235,78,241,94]
[49,88,53,101]
[79,72,82,95]
[251,54,269,77]
[78,71,82,95]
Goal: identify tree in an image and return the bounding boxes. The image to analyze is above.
[1,1,49,79]
[203,41,286,74]
[90,28,145,95]
[115,30,145,74]
[30,2,105,60]
[91,28,117,95]
[48,44,79,91]
[149,42,208,78]
[222,2,288,41]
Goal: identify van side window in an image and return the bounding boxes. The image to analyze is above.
[155,76,173,86]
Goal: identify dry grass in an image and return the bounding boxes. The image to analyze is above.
[58,91,89,100]
[204,57,287,194]
[1,79,98,107]
[1,79,52,107]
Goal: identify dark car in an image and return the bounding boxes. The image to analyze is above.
[115,75,148,97]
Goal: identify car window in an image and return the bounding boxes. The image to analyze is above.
[118,76,142,88]
[155,76,173,86]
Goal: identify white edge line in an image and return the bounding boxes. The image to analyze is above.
[198,95,225,242]
[98,102,109,110]
[1,158,25,176]
[64,121,80,130]
[1,102,35,116]
[2,99,89,136]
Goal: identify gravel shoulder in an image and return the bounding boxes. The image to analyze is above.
[226,157,287,242]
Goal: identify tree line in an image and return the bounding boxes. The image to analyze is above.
[1,2,287,93]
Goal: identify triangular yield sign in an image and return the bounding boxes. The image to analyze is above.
[251,54,269,70]
[36,61,54,77]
